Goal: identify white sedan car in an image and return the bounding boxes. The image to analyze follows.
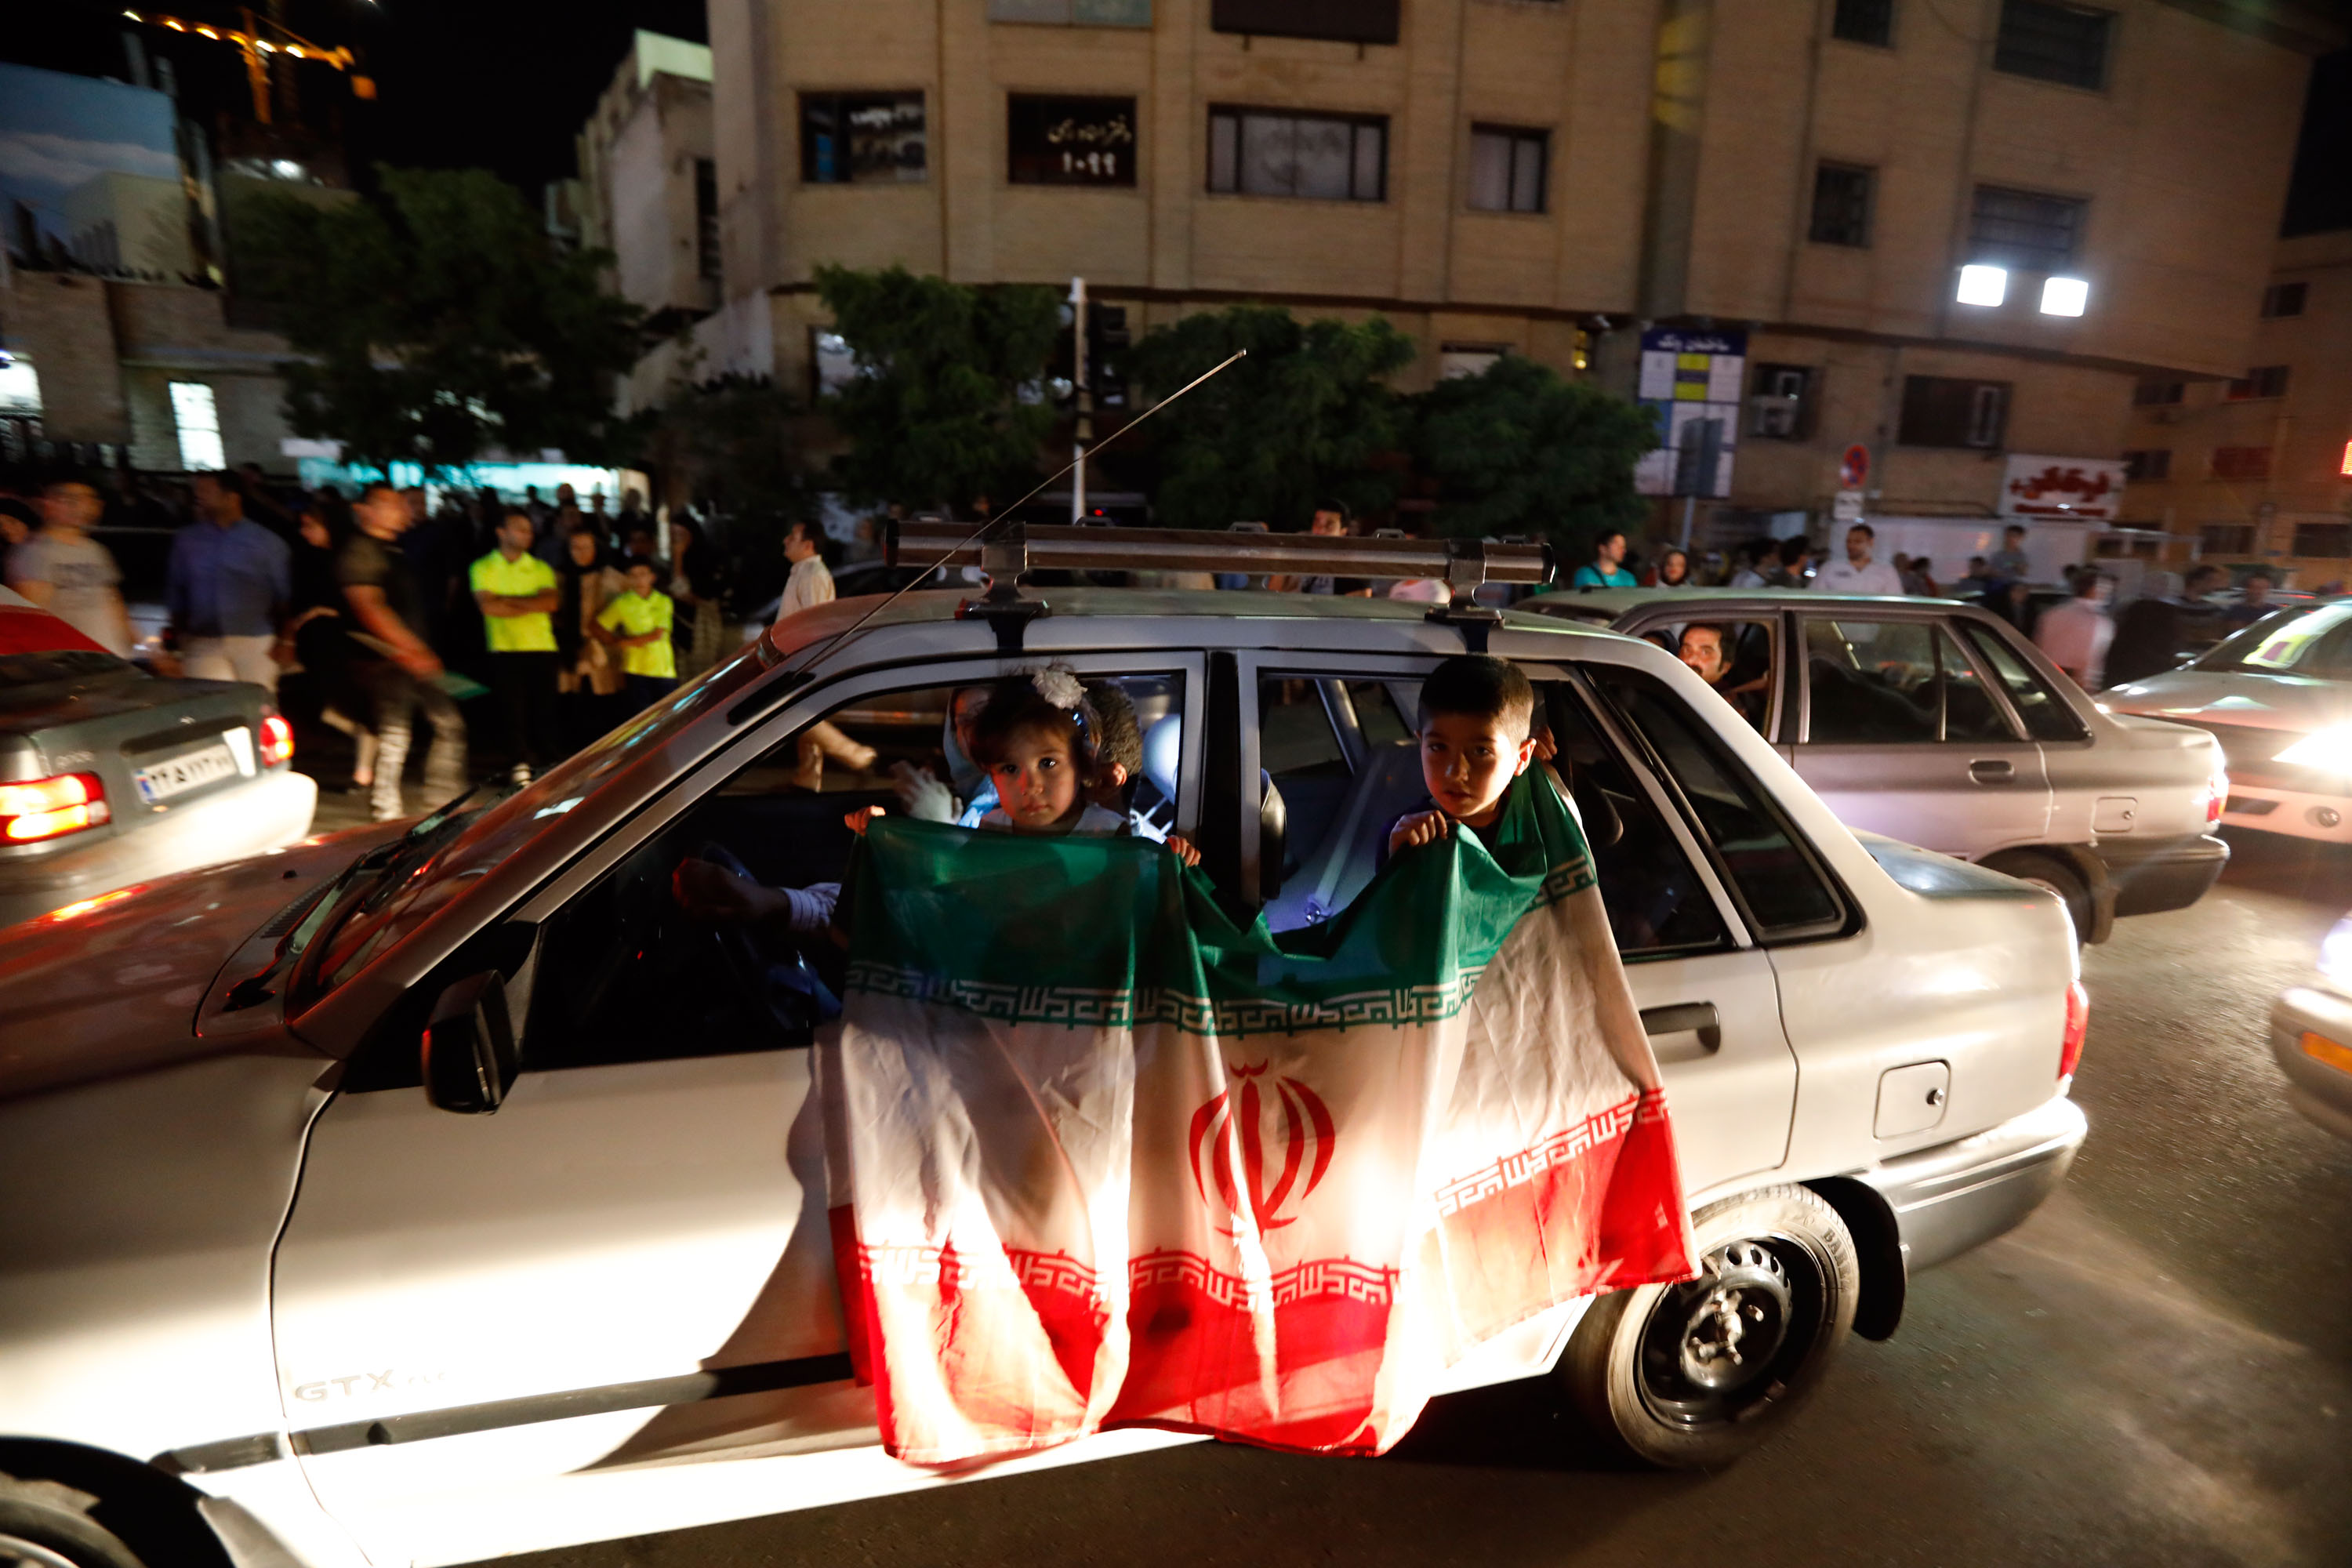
[0,539,2087,1568]
[2104,600,2352,843]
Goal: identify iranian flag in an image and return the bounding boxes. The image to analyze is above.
[819,768,1696,1465]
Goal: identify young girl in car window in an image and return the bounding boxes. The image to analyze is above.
[849,667,1200,865]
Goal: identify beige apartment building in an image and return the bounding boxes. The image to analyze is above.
[2114,225,2352,584]
[677,0,2337,537]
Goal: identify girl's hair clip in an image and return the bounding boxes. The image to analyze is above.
[1029,666,1087,710]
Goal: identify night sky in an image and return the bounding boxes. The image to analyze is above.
[0,2,2343,228]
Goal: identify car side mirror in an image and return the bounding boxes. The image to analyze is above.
[423,971,518,1115]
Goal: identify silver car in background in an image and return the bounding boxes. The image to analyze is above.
[1523,588,2230,940]
[2103,601,2352,844]
[2270,910,2352,1142]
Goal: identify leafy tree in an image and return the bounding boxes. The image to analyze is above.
[1126,305,1415,531]
[239,167,645,474]
[815,266,1061,512]
[1408,354,1655,554]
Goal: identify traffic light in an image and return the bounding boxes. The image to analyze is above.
[1088,305,1129,411]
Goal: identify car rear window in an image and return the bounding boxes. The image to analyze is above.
[2195,604,2352,679]
[0,649,132,686]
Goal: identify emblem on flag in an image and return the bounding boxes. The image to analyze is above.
[1187,1063,1337,1232]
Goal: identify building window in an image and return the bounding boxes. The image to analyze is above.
[2260,281,2307,319]
[800,93,927,184]
[2226,365,2291,401]
[1993,0,2113,90]
[2122,448,2171,481]
[1832,0,1894,45]
[2293,522,2352,558]
[168,380,226,471]
[2200,523,2255,555]
[1898,376,2009,449]
[1008,95,1138,187]
[693,158,720,280]
[1808,163,1875,248]
[1439,343,1508,380]
[1468,125,1547,214]
[2211,446,2274,481]
[988,0,1153,25]
[1210,0,1400,45]
[2132,378,2184,407]
[1969,186,2085,273]
[1207,107,1386,202]
[1749,364,1814,440]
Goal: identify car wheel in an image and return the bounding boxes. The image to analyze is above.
[0,1476,147,1568]
[1984,850,2091,940]
[1559,1184,1859,1470]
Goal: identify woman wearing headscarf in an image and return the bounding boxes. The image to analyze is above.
[556,528,626,748]
[1649,546,1692,589]
[668,515,731,681]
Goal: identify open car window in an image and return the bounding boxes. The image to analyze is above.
[1258,669,1731,960]
[514,668,1187,1073]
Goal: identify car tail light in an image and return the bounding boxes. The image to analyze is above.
[2059,980,2089,1087]
[0,773,111,843]
[260,712,295,768]
[2202,764,2228,825]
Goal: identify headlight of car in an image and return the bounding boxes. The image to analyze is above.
[2320,913,2352,993]
[2272,724,2352,773]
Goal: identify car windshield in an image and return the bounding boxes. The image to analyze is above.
[2194,604,2352,679]
[300,639,775,999]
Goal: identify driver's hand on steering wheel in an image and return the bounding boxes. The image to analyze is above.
[673,857,775,923]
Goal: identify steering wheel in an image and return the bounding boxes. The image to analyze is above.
[683,842,837,1040]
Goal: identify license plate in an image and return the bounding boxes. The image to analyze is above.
[136,741,240,804]
[2299,1032,2352,1076]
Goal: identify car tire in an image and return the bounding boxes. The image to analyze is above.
[1558,1184,1860,1470]
[1984,850,2092,941]
[0,1475,148,1568]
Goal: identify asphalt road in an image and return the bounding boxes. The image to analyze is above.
[466,828,2352,1568]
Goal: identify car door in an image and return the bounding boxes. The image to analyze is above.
[1236,649,1798,1196]
[270,654,1205,1566]
[1791,610,2051,858]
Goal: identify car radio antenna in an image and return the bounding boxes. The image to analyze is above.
[782,348,1247,674]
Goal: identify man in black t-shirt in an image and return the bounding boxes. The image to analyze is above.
[340,481,468,821]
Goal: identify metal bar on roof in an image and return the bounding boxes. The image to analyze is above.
[889,521,1551,587]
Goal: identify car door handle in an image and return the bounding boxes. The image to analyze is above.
[1968,759,2016,785]
[1639,1002,1722,1056]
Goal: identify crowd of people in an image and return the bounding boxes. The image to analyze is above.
[0,465,806,822]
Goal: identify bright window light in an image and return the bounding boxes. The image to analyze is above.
[1956,264,2007,307]
[2041,276,2089,317]
[169,380,227,471]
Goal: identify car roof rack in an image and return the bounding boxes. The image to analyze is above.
[887,521,1555,652]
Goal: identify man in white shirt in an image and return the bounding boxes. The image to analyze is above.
[2034,572,2116,691]
[1811,524,1905,596]
[774,521,836,624]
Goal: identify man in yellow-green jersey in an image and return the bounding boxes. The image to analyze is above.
[471,510,562,781]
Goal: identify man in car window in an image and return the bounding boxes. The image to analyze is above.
[1811,524,1904,596]
[1678,623,1765,730]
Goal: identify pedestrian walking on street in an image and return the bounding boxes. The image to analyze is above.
[342,481,468,822]
[165,470,292,690]
[774,519,836,623]
[1571,529,1638,589]
[9,472,134,657]
[2034,570,2117,691]
[472,510,564,782]
[668,515,731,681]
[594,558,679,713]
[1811,524,1904,596]
[1767,535,1813,589]
[1987,524,2032,586]
[556,529,626,750]
[286,499,378,793]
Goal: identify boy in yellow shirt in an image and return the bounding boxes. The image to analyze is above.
[593,559,677,712]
